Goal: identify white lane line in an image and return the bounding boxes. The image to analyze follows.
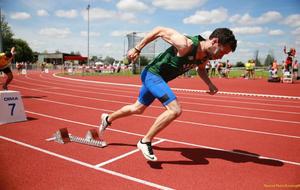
[24,111,300,166]
[95,139,166,168]
[181,101,300,115]
[14,77,300,113]
[183,108,300,125]
[173,87,300,100]
[24,98,300,139]
[36,74,300,105]
[15,78,300,109]
[14,85,300,125]
[36,74,300,106]
[53,73,300,100]
[0,136,174,190]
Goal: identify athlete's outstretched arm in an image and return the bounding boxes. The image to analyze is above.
[128,26,193,62]
[197,63,218,95]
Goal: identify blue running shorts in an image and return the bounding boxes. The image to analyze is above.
[138,69,176,106]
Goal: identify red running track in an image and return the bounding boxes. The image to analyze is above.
[1,70,300,190]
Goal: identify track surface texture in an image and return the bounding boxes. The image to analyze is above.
[1,70,300,190]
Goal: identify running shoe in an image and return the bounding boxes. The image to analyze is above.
[99,113,111,136]
[137,140,157,161]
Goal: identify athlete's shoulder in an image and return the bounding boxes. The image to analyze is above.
[186,35,205,46]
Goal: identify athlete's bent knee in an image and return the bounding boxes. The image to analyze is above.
[133,107,145,114]
[169,107,182,118]
[131,104,146,114]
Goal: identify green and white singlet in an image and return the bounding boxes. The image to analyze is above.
[145,35,207,82]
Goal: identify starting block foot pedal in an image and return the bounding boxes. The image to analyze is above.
[46,128,70,144]
[47,128,107,148]
[85,129,100,141]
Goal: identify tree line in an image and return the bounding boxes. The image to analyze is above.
[1,14,34,63]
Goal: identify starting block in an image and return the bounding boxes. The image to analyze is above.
[0,90,27,125]
[46,128,107,148]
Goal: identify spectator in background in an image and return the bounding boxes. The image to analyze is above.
[269,59,279,78]
[244,60,251,79]
[41,62,46,72]
[210,61,216,77]
[0,47,16,90]
[217,61,225,77]
[16,62,22,75]
[205,61,211,75]
[224,59,232,78]
[283,46,296,72]
[117,62,122,73]
[268,60,281,82]
[249,59,256,79]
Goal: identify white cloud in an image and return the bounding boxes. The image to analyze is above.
[268,29,284,36]
[55,9,78,18]
[117,0,149,12]
[117,12,139,23]
[295,37,300,47]
[283,14,300,27]
[82,8,139,23]
[183,8,228,24]
[237,48,252,53]
[153,0,207,10]
[200,30,211,39]
[228,15,240,23]
[80,31,101,37]
[37,9,49,16]
[10,12,31,20]
[103,43,113,48]
[291,27,300,36]
[83,8,115,21]
[39,27,71,38]
[111,30,133,37]
[231,26,263,35]
[230,11,282,25]
[258,11,282,24]
[238,40,266,48]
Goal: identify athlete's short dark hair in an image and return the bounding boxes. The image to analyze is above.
[209,28,237,52]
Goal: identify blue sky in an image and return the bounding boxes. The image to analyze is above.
[1,0,300,63]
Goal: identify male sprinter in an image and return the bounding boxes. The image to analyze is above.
[100,26,237,161]
[0,47,16,90]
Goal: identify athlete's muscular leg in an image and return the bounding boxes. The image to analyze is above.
[142,99,181,142]
[107,100,147,123]
[3,72,13,90]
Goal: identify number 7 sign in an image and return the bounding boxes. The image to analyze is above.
[0,91,27,125]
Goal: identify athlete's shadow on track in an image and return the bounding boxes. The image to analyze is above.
[148,146,284,169]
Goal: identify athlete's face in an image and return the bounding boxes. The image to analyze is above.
[207,39,232,60]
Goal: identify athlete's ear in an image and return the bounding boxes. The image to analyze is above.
[210,38,219,45]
